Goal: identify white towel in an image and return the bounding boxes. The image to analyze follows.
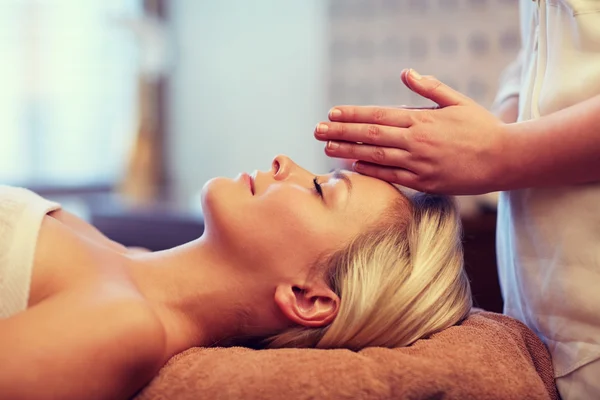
[0,186,60,318]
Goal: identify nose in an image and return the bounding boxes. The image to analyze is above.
[271,155,292,180]
[271,154,312,182]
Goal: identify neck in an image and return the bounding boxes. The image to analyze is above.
[126,237,278,358]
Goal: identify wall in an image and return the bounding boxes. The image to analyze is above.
[326,0,521,109]
[167,0,328,208]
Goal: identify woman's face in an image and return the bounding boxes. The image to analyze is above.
[201,155,406,279]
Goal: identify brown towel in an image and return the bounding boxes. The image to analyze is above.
[135,311,559,400]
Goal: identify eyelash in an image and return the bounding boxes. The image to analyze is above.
[312,177,323,197]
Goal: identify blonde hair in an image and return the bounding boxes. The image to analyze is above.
[265,191,472,350]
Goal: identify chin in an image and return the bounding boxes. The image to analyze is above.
[200,177,244,237]
[200,177,229,212]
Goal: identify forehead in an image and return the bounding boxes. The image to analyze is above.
[343,172,404,216]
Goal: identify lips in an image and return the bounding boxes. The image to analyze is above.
[250,172,257,195]
[249,174,255,195]
[242,173,254,195]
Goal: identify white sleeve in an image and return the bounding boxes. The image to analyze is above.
[491,49,524,111]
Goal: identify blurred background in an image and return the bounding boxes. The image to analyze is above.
[0,0,520,312]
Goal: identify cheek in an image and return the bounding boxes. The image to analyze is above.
[257,190,320,233]
[252,195,335,262]
[200,181,308,261]
[202,183,347,270]
[244,192,337,265]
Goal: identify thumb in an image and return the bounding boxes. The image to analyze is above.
[401,68,472,108]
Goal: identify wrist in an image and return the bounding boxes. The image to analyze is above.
[487,121,526,192]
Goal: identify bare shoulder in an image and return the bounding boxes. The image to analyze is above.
[100,298,168,367]
[100,299,168,394]
[47,209,129,253]
[0,291,167,400]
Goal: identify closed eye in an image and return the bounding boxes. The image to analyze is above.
[313,177,323,198]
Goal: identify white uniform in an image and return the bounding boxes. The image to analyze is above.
[0,186,60,319]
[494,1,600,398]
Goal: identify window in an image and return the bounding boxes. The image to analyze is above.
[0,0,141,187]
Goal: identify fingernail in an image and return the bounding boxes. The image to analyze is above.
[353,161,363,171]
[329,108,342,119]
[410,69,422,80]
[327,141,340,150]
[316,123,329,134]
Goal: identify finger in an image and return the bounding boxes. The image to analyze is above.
[328,106,414,127]
[394,105,439,110]
[353,161,419,187]
[314,122,409,149]
[402,68,473,108]
[400,68,410,88]
[324,141,412,169]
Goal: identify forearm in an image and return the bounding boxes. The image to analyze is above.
[500,94,600,189]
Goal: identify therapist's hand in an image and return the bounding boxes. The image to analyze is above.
[314,69,509,195]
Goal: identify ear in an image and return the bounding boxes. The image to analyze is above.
[274,283,339,328]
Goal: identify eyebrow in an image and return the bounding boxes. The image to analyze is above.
[331,168,353,196]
